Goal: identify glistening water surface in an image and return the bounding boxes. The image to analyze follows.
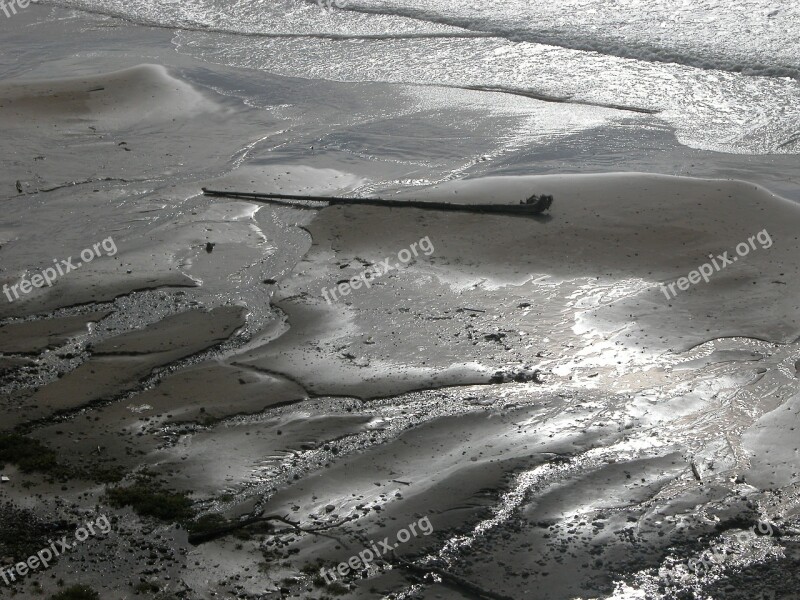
[44,0,800,154]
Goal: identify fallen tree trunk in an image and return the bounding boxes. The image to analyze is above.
[201,188,553,216]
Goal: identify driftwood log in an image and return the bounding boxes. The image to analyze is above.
[202,188,553,216]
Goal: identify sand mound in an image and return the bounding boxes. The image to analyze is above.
[0,64,213,129]
[237,173,800,399]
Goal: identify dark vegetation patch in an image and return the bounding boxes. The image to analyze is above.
[0,433,124,483]
[185,513,227,537]
[0,503,72,564]
[0,433,63,475]
[106,477,194,523]
[49,585,100,600]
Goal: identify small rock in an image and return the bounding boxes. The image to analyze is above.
[484,333,507,342]
[515,370,544,383]
[490,370,509,384]
[324,505,336,513]
[1,476,10,483]
[205,242,215,253]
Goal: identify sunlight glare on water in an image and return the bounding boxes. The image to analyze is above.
[45,0,800,153]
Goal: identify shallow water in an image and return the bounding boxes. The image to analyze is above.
[43,0,800,154]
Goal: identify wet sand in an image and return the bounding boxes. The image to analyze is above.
[1,5,800,600]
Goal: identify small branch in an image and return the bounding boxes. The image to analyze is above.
[11,177,136,199]
[690,460,702,482]
[187,512,357,545]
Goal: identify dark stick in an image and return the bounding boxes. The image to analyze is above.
[187,513,357,545]
[201,188,553,216]
[393,555,516,600]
